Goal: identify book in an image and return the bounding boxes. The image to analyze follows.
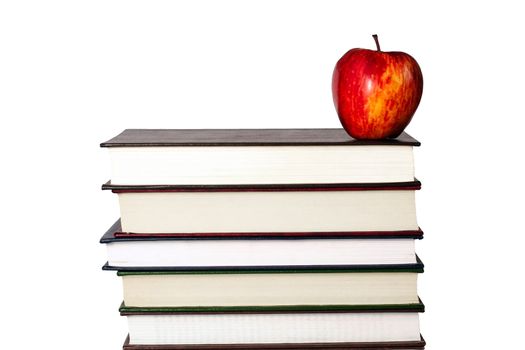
[101,220,422,269]
[120,308,423,345]
[116,266,422,307]
[122,334,426,349]
[101,129,419,185]
[103,182,420,234]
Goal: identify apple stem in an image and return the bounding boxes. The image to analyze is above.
[372,34,381,51]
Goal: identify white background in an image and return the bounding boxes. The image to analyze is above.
[1,1,524,349]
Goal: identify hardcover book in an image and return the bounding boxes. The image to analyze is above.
[115,265,423,308]
[120,307,424,346]
[101,220,423,269]
[103,181,420,234]
[101,129,419,185]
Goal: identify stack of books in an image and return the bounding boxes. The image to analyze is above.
[100,128,425,350]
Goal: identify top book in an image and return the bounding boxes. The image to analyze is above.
[101,129,419,185]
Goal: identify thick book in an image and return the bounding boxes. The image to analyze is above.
[101,129,419,185]
[115,265,423,308]
[120,307,423,345]
[103,181,420,234]
[122,334,426,349]
[101,219,423,269]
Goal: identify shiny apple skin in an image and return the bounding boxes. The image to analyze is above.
[332,48,423,139]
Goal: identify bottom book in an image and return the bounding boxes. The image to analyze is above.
[121,308,423,346]
[123,335,426,349]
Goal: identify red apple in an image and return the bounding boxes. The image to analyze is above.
[332,35,423,139]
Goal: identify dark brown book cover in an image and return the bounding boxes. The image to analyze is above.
[101,219,424,241]
[102,179,421,193]
[101,129,420,147]
[122,335,426,349]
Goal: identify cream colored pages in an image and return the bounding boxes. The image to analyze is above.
[122,272,418,307]
[119,190,418,233]
[110,145,414,185]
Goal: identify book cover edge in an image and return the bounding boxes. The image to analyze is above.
[122,334,426,349]
[101,179,422,192]
[100,219,425,243]
[100,129,421,147]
